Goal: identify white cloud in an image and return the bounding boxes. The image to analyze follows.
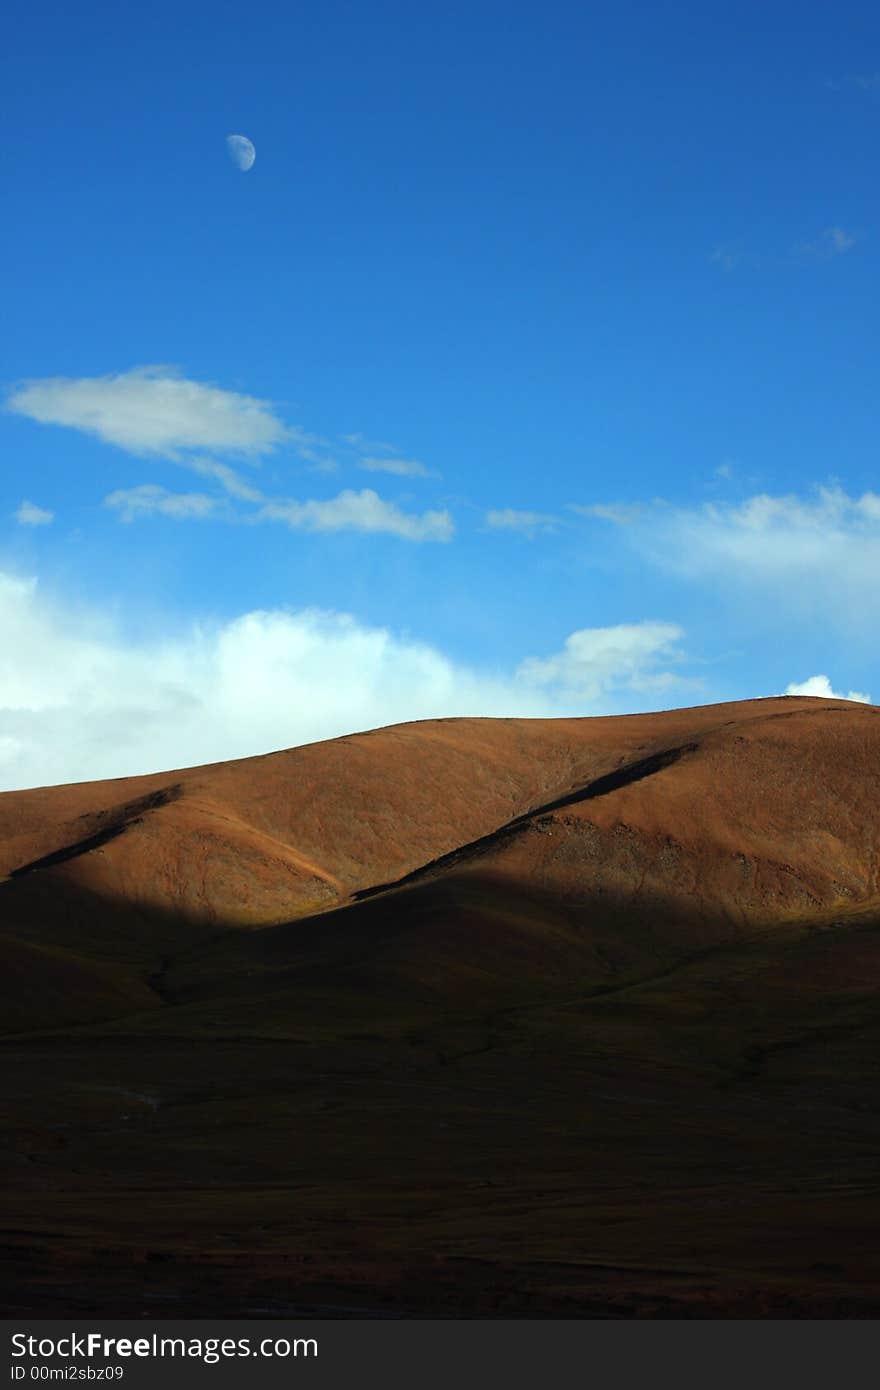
[485,508,556,536]
[104,485,220,522]
[784,674,871,704]
[14,500,54,527]
[99,469,455,544]
[5,368,457,539]
[517,622,688,702]
[6,366,293,460]
[359,456,433,478]
[258,488,454,542]
[0,571,693,790]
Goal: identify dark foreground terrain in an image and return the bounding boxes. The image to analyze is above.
[2,696,880,1317]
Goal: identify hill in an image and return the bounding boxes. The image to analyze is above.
[2,695,880,1316]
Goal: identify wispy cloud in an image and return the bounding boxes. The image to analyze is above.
[102,480,448,542]
[794,226,858,259]
[359,456,434,478]
[569,501,645,525]
[711,226,858,271]
[105,485,221,522]
[8,369,455,542]
[257,488,454,542]
[590,485,880,539]
[709,244,746,273]
[14,500,54,527]
[784,674,871,704]
[485,508,556,537]
[189,458,265,502]
[605,485,880,632]
[341,432,400,455]
[826,73,880,92]
[6,367,296,460]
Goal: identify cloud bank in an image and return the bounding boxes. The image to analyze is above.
[0,573,693,790]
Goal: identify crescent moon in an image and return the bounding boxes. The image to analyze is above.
[226,134,256,172]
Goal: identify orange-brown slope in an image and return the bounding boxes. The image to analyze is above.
[359,697,880,927]
[5,694,872,907]
[145,695,880,1032]
[3,694,876,1036]
[0,709,650,1029]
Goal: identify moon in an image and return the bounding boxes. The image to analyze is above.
[226,134,256,172]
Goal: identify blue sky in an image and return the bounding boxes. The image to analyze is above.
[2,0,879,787]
